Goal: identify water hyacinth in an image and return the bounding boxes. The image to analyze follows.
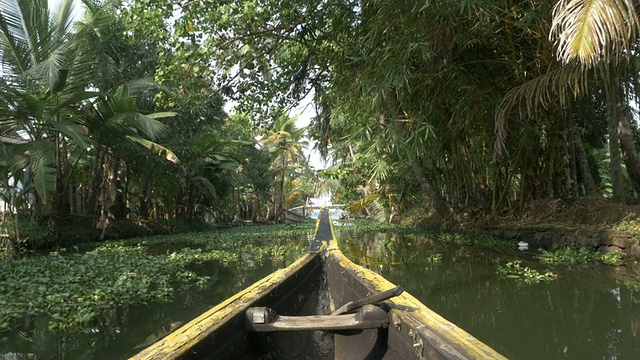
[0,223,313,335]
[496,260,557,284]
[0,246,215,333]
[536,246,624,267]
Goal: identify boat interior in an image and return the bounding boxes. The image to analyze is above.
[131,208,505,360]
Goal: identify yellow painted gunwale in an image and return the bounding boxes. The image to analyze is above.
[328,248,506,359]
[132,207,505,359]
[130,252,318,360]
[322,209,506,360]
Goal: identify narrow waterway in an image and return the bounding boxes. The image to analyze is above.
[338,228,640,360]
[2,226,639,359]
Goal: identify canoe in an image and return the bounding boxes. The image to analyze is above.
[131,208,506,359]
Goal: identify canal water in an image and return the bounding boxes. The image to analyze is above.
[2,227,639,359]
[338,229,640,360]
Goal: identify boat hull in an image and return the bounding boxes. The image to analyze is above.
[131,209,505,359]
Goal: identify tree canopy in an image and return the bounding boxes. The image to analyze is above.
[2,0,640,246]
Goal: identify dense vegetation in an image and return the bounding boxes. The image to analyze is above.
[0,222,311,335]
[121,0,640,225]
[3,3,640,357]
[2,0,640,247]
[0,0,317,249]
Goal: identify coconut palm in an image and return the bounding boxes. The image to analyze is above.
[551,0,639,67]
[496,1,640,201]
[0,0,180,226]
[260,114,308,222]
[0,0,92,213]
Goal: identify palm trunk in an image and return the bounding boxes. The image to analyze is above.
[251,191,259,222]
[573,127,597,196]
[112,159,126,220]
[52,94,70,216]
[279,157,286,223]
[617,102,640,193]
[568,117,579,197]
[139,177,150,219]
[97,154,116,240]
[86,148,104,216]
[606,81,625,201]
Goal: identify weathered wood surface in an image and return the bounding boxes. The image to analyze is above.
[246,304,389,332]
[131,207,506,360]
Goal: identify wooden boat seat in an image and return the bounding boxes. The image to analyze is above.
[246,285,404,332]
[246,304,389,332]
[130,208,507,360]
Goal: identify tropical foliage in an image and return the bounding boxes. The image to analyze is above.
[0,222,311,348]
[3,0,640,244]
[141,0,640,224]
[0,0,315,248]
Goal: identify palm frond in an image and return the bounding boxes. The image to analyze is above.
[145,112,177,120]
[346,193,382,215]
[551,0,639,66]
[29,139,56,204]
[315,178,341,198]
[16,0,52,66]
[204,154,239,172]
[126,136,179,164]
[369,159,390,184]
[0,0,76,89]
[49,89,102,115]
[284,189,304,208]
[125,78,169,96]
[133,113,170,140]
[53,121,90,149]
[191,176,218,199]
[0,0,32,74]
[51,0,76,44]
[346,193,387,222]
[494,63,590,157]
[31,45,67,91]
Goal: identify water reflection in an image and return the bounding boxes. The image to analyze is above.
[4,229,639,359]
[338,230,640,360]
[0,258,296,359]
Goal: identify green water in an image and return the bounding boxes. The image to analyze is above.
[339,230,640,360]
[0,262,285,359]
[2,228,639,359]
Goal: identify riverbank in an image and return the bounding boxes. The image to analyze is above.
[457,198,640,261]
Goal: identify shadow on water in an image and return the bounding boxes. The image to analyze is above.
[337,229,640,360]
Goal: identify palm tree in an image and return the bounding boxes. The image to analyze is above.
[81,83,178,237]
[496,0,640,201]
[0,0,85,213]
[0,0,179,235]
[550,0,639,67]
[260,114,308,222]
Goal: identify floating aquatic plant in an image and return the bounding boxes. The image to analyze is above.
[537,246,624,267]
[496,260,557,284]
[0,223,311,335]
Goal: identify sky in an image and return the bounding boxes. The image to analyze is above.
[290,99,329,170]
